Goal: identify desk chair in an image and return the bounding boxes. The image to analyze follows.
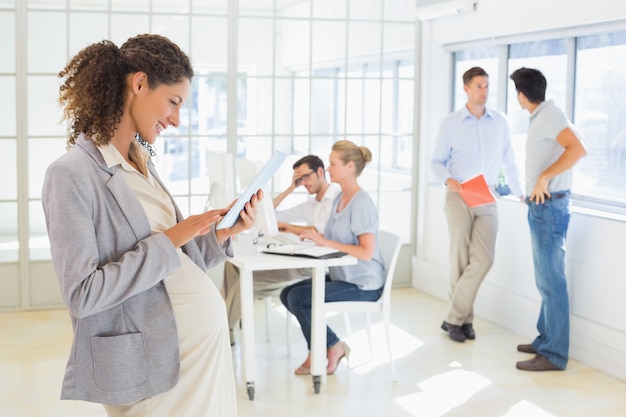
[322,230,401,381]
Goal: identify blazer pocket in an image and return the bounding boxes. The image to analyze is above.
[91,332,149,391]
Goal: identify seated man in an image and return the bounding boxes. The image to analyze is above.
[221,155,340,341]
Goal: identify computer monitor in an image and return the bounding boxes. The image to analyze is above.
[235,157,279,237]
[206,151,236,210]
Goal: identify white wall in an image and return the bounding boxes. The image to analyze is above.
[413,0,626,382]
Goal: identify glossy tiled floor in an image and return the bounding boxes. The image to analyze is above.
[2,288,625,416]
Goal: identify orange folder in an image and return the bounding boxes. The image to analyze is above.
[459,174,496,208]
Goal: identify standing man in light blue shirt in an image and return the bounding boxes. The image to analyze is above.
[431,67,523,343]
[510,67,587,372]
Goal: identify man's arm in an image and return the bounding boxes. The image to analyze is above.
[272,185,295,208]
[431,119,458,190]
[530,127,588,203]
[299,229,376,261]
[272,171,299,208]
[277,222,316,235]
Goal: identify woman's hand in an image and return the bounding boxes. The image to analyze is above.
[299,230,375,261]
[163,210,225,248]
[215,189,264,243]
[298,228,326,246]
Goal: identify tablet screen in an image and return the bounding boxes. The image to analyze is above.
[216,151,287,230]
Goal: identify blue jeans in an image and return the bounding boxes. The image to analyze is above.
[526,191,571,369]
[280,277,383,350]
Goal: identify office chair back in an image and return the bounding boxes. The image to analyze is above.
[323,230,401,380]
[378,230,402,308]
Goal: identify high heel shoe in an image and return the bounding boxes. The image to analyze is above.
[327,341,351,375]
[294,354,311,376]
[294,365,311,375]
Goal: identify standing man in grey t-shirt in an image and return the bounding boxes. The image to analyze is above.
[510,67,587,372]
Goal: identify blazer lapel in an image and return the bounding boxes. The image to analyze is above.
[76,135,153,241]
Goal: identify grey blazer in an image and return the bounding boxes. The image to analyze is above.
[42,135,233,405]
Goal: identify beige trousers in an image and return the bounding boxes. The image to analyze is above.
[444,191,498,326]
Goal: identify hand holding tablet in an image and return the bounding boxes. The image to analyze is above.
[216,151,287,230]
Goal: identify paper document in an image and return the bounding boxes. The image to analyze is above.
[263,244,347,259]
[459,174,496,208]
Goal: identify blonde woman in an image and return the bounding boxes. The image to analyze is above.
[280,140,385,375]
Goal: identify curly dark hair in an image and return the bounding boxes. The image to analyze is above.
[59,33,194,148]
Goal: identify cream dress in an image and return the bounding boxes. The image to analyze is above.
[100,143,237,417]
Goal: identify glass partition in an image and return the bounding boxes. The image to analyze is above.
[574,32,626,206]
[506,39,568,186]
[7,0,416,308]
[0,140,17,201]
[453,46,499,110]
[0,203,18,263]
[0,11,15,72]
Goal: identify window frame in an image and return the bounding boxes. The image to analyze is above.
[448,27,626,218]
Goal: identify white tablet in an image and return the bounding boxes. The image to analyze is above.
[216,151,287,230]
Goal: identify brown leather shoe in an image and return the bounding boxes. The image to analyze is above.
[516,354,563,371]
[517,343,537,354]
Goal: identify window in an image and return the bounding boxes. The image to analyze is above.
[132,2,415,239]
[154,72,230,211]
[7,0,415,309]
[506,39,568,189]
[574,31,626,207]
[451,33,626,215]
[453,46,498,110]
[296,59,415,239]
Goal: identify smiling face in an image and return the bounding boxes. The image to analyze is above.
[129,73,191,144]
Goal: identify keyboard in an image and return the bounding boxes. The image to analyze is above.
[262,232,309,247]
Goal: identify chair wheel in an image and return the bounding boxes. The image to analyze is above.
[246,382,255,400]
[313,375,321,394]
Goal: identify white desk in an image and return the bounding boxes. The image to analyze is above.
[226,249,357,400]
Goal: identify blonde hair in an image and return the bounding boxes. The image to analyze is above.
[331,140,372,176]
